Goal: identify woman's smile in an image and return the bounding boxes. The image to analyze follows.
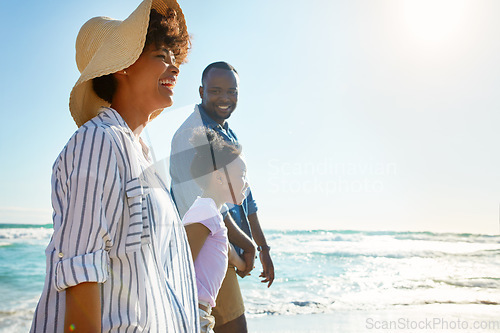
[159,76,176,94]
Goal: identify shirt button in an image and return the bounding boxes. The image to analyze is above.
[58,252,64,258]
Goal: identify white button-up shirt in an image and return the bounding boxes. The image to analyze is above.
[31,108,199,332]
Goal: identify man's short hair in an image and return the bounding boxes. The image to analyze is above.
[201,61,238,86]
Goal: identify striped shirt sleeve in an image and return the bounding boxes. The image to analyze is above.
[51,124,123,291]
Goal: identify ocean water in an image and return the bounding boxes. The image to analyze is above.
[239,230,500,319]
[1,224,499,332]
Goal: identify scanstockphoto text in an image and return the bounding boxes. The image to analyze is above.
[267,158,397,194]
[365,317,500,331]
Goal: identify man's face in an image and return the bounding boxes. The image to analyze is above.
[200,68,239,124]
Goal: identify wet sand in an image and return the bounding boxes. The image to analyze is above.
[247,304,500,333]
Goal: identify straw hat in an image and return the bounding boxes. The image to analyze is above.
[69,0,187,127]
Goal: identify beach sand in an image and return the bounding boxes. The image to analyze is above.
[247,304,500,333]
[1,304,499,332]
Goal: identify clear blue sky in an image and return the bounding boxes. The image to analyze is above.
[1,0,499,234]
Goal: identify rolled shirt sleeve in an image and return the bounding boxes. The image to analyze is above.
[54,250,109,291]
[50,125,123,291]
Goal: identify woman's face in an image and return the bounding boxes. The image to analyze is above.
[224,155,248,205]
[123,43,179,113]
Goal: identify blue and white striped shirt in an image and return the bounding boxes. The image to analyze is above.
[31,107,200,332]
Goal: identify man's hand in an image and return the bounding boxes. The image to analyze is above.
[247,212,275,287]
[236,246,256,278]
[259,250,274,288]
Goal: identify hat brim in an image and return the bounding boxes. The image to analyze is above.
[69,0,187,127]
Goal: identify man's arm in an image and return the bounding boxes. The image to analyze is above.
[223,213,256,278]
[248,212,275,287]
[65,282,101,333]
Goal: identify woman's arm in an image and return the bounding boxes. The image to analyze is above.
[228,243,246,272]
[64,282,101,333]
[184,223,210,261]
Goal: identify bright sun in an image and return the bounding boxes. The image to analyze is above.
[400,0,469,43]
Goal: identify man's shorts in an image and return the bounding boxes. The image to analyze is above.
[212,265,245,326]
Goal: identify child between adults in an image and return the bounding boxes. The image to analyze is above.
[182,127,248,333]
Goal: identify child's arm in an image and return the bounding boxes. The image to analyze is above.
[228,243,246,272]
[184,223,210,261]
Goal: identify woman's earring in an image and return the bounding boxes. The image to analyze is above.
[218,176,223,185]
[123,70,127,74]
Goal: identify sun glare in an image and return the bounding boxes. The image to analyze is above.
[401,0,469,43]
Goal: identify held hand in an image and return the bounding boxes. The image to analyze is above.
[259,250,275,288]
[236,246,256,278]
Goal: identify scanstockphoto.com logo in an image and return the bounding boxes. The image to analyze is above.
[267,159,397,195]
[365,317,500,331]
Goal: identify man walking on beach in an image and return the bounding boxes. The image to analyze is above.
[170,61,275,332]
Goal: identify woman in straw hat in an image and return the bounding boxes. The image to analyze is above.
[30,1,200,332]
